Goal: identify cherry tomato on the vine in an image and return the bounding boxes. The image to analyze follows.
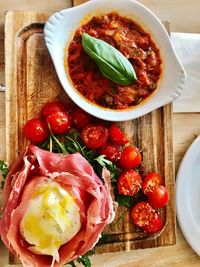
[148,185,169,208]
[71,107,93,129]
[119,146,142,169]
[109,124,128,145]
[46,111,71,135]
[143,213,163,234]
[23,118,49,143]
[142,172,162,195]
[41,101,67,119]
[81,124,109,149]
[117,169,142,196]
[98,143,122,162]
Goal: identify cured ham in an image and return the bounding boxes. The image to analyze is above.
[0,145,115,267]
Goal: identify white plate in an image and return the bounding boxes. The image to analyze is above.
[44,0,186,121]
[176,135,200,255]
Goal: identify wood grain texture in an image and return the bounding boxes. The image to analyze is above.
[0,92,6,160]
[73,0,86,6]
[96,104,175,253]
[5,9,175,264]
[0,0,73,87]
[5,11,71,165]
[72,0,175,253]
[1,1,200,267]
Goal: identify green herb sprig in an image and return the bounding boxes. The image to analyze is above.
[0,160,9,189]
[40,129,120,186]
[82,33,137,85]
[92,155,120,185]
[68,250,94,267]
[115,189,146,209]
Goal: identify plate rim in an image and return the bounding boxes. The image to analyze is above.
[176,134,200,255]
[44,0,186,121]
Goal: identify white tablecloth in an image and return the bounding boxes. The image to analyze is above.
[171,32,200,112]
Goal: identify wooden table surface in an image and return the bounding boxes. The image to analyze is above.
[0,0,200,266]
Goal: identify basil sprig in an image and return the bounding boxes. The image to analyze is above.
[82,33,137,85]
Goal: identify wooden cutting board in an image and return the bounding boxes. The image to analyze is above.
[5,1,175,264]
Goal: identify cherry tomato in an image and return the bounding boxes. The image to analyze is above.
[46,111,71,135]
[23,118,49,143]
[143,213,163,234]
[81,124,109,149]
[119,146,141,169]
[117,170,142,196]
[142,172,162,195]
[41,101,67,119]
[109,124,128,145]
[98,143,122,162]
[131,201,156,228]
[148,185,169,208]
[71,107,93,129]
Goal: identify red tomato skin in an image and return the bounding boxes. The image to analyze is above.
[98,143,122,162]
[81,125,109,149]
[46,111,71,135]
[148,185,169,208]
[119,146,142,169]
[41,101,67,119]
[131,201,156,228]
[143,213,163,234]
[142,172,162,195]
[109,124,128,145]
[117,170,142,196]
[23,118,49,143]
[71,107,93,129]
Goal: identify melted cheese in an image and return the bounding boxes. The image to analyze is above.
[20,181,81,263]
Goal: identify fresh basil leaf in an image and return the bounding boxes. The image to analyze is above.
[82,33,137,85]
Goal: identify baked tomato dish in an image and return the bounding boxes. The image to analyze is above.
[67,12,162,109]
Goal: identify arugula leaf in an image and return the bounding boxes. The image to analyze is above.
[39,138,51,150]
[64,130,94,159]
[68,250,94,267]
[96,233,111,245]
[106,163,120,186]
[40,129,120,190]
[111,192,147,227]
[93,155,112,167]
[78,250,94,267]
[77,254,91,267]
[92,155,120,185]
[115,194,137,209]
[111,208,129,228]
[0,160,9,189]
[67,261,77,267]
[48,126,69,154]
[115,190,147,208]
[82,33,137,85]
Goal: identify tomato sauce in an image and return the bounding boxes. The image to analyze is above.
[67,12,162,109]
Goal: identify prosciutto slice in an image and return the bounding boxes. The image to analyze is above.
[0,145,115,267]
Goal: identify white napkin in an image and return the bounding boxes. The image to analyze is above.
[171,32,200,113]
